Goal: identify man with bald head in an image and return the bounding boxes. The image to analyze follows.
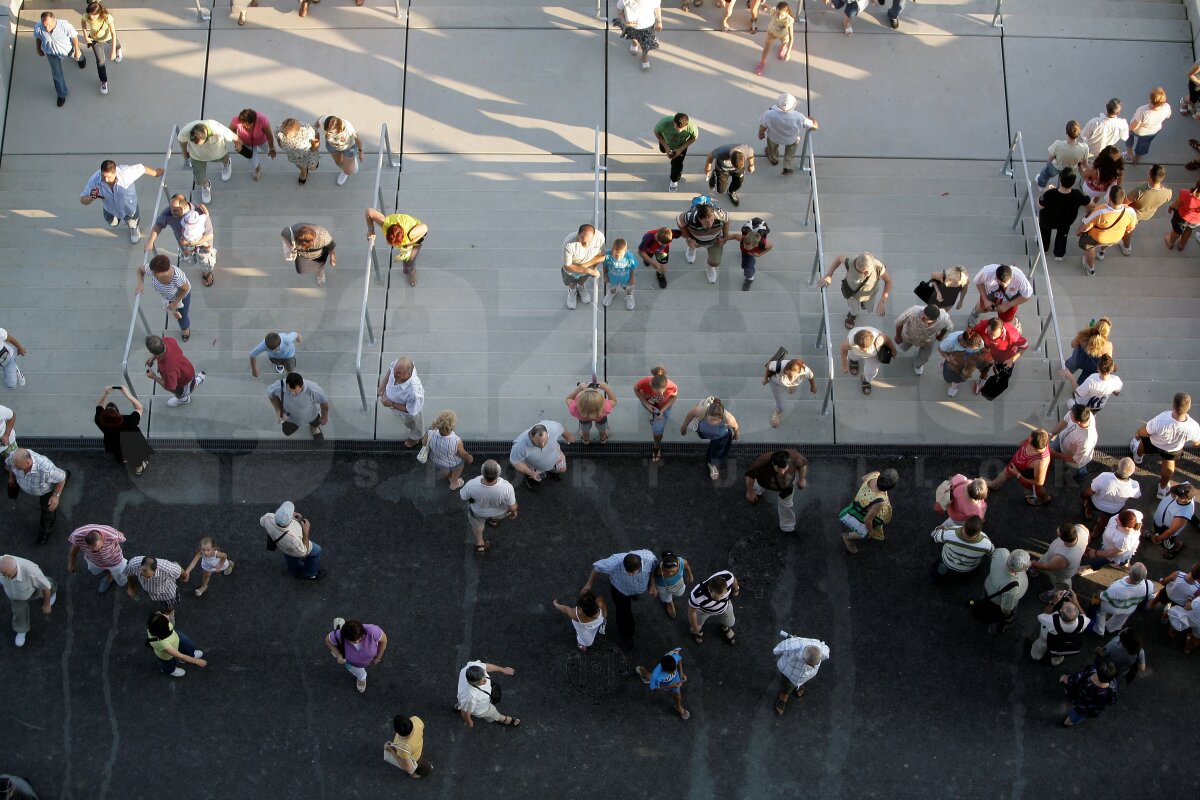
[0,554,56,647]
[377,356,425,447]
[4,448,69,544]
[66,524,129,593]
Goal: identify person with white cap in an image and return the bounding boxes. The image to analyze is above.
[757,93,818,176]
[259,501,325,580]
[0,554,56,648]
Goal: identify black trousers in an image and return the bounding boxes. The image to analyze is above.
[660,144,689,182]
[709,170,745,194]
[610,586,636,641]
[1039,218,1073,258]
[7,468,69,542]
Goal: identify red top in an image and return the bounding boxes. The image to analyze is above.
[634,376,678,407]
[155,337,195,391]
[1177,190,1200,225]
[947,474,988,523]
[1008,439,1049,480]
[973,320,1027,362]
[230,113,272,147]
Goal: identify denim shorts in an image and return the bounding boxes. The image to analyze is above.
[326,141,359,159]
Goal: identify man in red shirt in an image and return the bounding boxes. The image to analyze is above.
[144,335,204,407]
[973,318,1027,396]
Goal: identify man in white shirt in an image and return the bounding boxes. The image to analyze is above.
[459,460,518,553]
[1080,99,1131,158]
[377,357,424,447]
[1081,509,1143,573]
[1081,458,1141,535]
[773,632,829,716]
[0,555,55,647]
[456,660,519,728]
[1091,562,1154,636]
[0,326,29,390]
[1150,483,1196,558]
[1063,356,1122,414]
[966,264,1033,331]
[562,224,604,310]
[1049,405,1098,483]
[616,0,662,70]
[1131,392,1200,498]
[757,93,819,175]
[0,404,14,456]
[509,420,575,491]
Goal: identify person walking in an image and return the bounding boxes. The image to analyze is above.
[145,335,204,408]
[178,120,238,204]
[1028,523,1088,602]
[4,449,69,545]
[839,326,897,396]
[635,648,690,720]
[617,0,662,71]
[651,550,693,619]
[458,460,518,554]
[66,524,129,593]
[934,474,989,526]
[145,194,215,287]
[315,115,363,186]
[1060,661,1118,727]
[819,252,891,331]
[145,611,206,678]
[0,403,15,458]
[826,0,863,36]
[676,200,730,284]
[634,366,678,462]
[509,421,575,491]
[566,381,617,444]
[421,410,474,491]
[1077,186,1137,276]
[124,556,182,617]
[377,358,424,447]
[1081,99,1130,159]
[762,355,815,428]
[703,143,755,207]
[136,254,192,340]
[456,660,520,729]
[1080,145,1124,203]
[1048,404,1098,484]
[1030,591,1088,666]
[1121,164,1170,255]
[754,2,795,75]
[325,618,388,694]
[0,326,29,390]
[182,536,234,598]
[914,265,969,313]
[552,591,607,651]
[987,429,1050,505]
[838,468,898,553]
[744,449,808,533]
[980,548,1030,633]
[758,93,818,176]
[249,331,303,377]
[275,118,321,184]
[1090,563,1153,637]
[1080,458,1141,536]
[773,633,829,716]
[1150,483,1195,558]
[582,549,658,647]
[80,3,119,95]
[230,108,276,182]
[260,501,325,580]
[1062,356,1122,416]
[733,217,772,291]
[94,385,153,475]
[965,264,1033,332]
[559,224,604,309]
[1164,178,1200,251]
[1081,509,1143,573]
[0,555,55,648]
[930,516,994,584]
[1036,120,1089,189]
[1037,169,1090,261]
[365,207,428,286]
[231,0,260,26]
[267,372,329,441]
[1063,318,1113,385]
[601,239,638,310]
[80,160,162,244]
[637,227,678,288]
[280,223,336,287]
[32,12,85,107]
[687,569,740,645]
[1130,392,1200,498]
[1125,87,1171,164]
[386,714,433,779]
[894,303,952,377]
[653,112,698,192]
[973,317,1028,397]
[937,327,986,398]
[678,397,740,480]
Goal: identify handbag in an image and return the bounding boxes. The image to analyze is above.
[877,343,894,364]
[981,364,1013,401]
[933,478,954,513]
[416,440,430,464]
[840,272,869,299]
[265,526,288,552]
[968,580,1019,623]
[277,379,300,435]
[475,680,502,705]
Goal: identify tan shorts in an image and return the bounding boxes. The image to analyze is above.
[474,703,504,722]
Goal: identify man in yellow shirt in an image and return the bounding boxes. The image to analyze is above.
[387,714,432,778]
[366,207,428,287]
[1077,186,1137,276]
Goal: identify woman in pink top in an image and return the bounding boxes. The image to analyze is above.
[324,618,387,694]
[230,108,276,182]
[1165,178,1200,251]
[939,474,989,524]
[566,380,617,445]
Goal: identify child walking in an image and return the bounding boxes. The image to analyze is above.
[755,3,795,76]
[552,590,608,652]
[602,238,638,310]
[183,536,234,597]
[733,218,772,291]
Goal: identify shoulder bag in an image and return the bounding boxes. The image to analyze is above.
[981,364,1013,401]
[968,580,1019,623]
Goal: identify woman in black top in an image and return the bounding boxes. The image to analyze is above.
[94,384,154,475]
[914,265,968,312]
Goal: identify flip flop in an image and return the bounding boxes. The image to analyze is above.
[500,716,521,727]
[1190,138,1200,152]
[690,629,704,644]
[721,626,737,645]
[652,446,662,463]
[1025,495,1051,506]
[475,541,492,553]
[201,271,214,287]
[775,698,787,716]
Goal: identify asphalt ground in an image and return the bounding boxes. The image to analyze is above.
[1,447,1199,800]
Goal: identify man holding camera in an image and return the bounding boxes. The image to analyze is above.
[259,501,325,580]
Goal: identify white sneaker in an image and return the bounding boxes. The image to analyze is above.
[114,47,122,63]
[14,632,26,647]
[1054,256,1062,261]
[49,592,56,607]
[16,369,25,387]
[641,62,650,71]
[275,364,287,374]
[706,266,717,283]
[602,289,615,307]
[220,161,232,182]
[630,42,639,53]
[1120,243,1132,256]
[669,181,678,192]
[336,172,349,186]
[685,247,697,263]
[200,184,211,204]
[625,292,635,310]
[579,284,592,305]
[194,371,206,387]
[193,650,204,659]
[109,216,120,228]
[166,395,191,407]
[129,226,141,244]
[100,82,108,95]
[947,383,959,397]
[170,668,186,677]
[1129,435,1144,464]
[914,364,924,376]
[566,288,578,310]
[1157,484,1173,499]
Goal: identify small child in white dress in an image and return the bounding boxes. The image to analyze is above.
[183,536,234,597]
[552,590,607,652]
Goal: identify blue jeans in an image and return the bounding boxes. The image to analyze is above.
[701,429,733,466]
[1126,131,1156,157]
[649,406,671,437]
[741,252,757,279]
[1067,707,1089,725]
[888,0,907,20]
[2,357,19,389]
[46,53,68,98]
[284,541,323,578]
[103,203,140,226]
[1036,162,1060,189]
[173,292,192,332]
[157,631,197,674]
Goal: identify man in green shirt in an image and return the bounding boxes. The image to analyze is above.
[1122,164,1171,255]
[653,113,698,193]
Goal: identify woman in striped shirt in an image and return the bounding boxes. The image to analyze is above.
[420,410,474,491]
[135,254,192,341]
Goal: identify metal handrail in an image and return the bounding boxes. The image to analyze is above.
[1002,131,1068,416]
[591,126,607,384]
[801,129,835,417]
[354,123,403,412]
[121,125,178,399]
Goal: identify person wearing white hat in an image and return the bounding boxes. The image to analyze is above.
[259,501,325,580]
[757,94,818,176]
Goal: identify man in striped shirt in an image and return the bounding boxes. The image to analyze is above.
[124,556,183,615]
[688,569,740,645]
[930,515,994,583]
[5,448,69,544]
[583,549,658,647]
[66,524,129,593]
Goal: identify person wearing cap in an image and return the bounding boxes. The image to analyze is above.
[0,326,29,390]
[459,460,518,554]
[0,554,56,648]
[1028,523,1088,603]
[757,93,818,176]
[893,303,952,377]
[703,143,755,207]
[260,501,325,580]
[744,449,808,533]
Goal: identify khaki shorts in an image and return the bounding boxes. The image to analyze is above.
[691,239,724,266]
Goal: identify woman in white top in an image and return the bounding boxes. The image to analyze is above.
[1083,509,1143,571]
[552,590,607,652]
[839,327,897,395]
[1125,87,1172,164]
[1061,354,1122,414]
[135,254,192,340]
[762,356,816,427]
[419,410,473,491]
[315,115,363,186]
[1151,562,1200,614]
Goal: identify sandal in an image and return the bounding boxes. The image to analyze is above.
[775,697,787,716]
[721,626,736,645]
[848,361,859,376]
[253,164,261,181]
[580,433,591,445]
[316,271,326,287]
[679,709,691,720]
[690,629,704,644]
[599,431,609,445]
[652,446,662,463]
[475,541,492,553]
[861,382,872,395]
[237,12,246,25]
[449,478,465,491]
[499,716,521,727]
[793,686,806,700]
[1190,138,1200,152]
[770,409,782,428]
[194,586,207,597]
[201,271,214,287]
[1025,495,1051,506]
[134,461,148,476]
[408,269,418,287]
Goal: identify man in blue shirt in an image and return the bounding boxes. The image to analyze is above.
[80,161,164,244]
[582,549,658,647]
[249,331,303,377]
[32,12,85,107]
[602,239,638,310]
[636,647,690,720]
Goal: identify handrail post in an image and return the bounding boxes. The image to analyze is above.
[1011,191,1029,230]
[799,129,812,173]
[355,123,394,414]
[591,126,602,384]
[1001,132,1019,178]
[803,134,837,425]
[816,307,827,348]
[820,379,833,416]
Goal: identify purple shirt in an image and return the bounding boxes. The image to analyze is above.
[327,624,384,667]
